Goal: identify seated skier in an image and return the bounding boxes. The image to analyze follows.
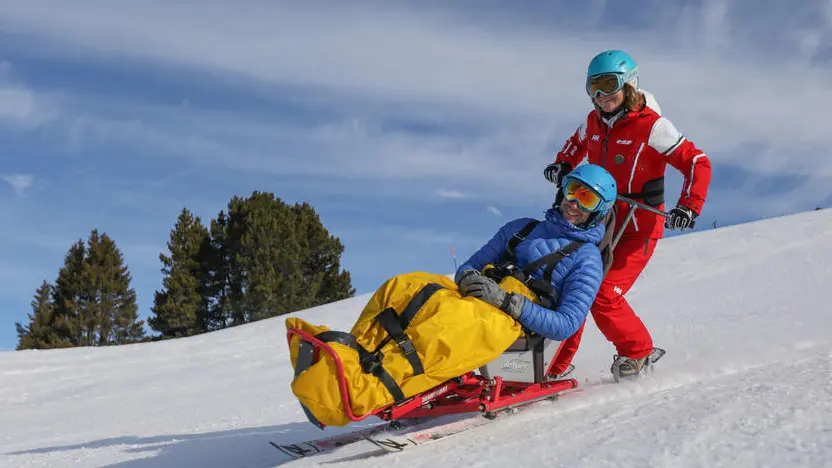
[455,163,615,378]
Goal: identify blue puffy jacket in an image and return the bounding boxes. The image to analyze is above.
[455,208,605,341]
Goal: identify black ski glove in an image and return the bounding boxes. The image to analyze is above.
[457,270,524,319]
[543,162,571,186]
[665,205,697,230]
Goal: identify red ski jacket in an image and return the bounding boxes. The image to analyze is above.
[554,91,712,239]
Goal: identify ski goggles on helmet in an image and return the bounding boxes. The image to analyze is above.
[586,73,625,98]
[562,179,603,212]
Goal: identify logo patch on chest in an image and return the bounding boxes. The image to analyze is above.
[615,154,626,165]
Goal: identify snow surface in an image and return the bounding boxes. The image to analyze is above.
[3,209,832,467]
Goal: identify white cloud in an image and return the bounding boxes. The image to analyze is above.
[40,96,544,199]
[437,190,468,199]
[336,223,478,249]
[4,1,832,321]
[1,174,34,197]
[0,3,583,116]
[0,61,58,128]
[1,1,832,207]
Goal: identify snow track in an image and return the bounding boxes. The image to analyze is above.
[3,209,832,467]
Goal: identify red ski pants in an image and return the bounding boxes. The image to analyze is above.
[548,235,657,375]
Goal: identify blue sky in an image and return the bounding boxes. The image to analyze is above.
[2,1,831,350]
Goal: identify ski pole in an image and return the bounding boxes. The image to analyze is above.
[616,194,696,229]
[610,195,696,250]
[615,195,671,218]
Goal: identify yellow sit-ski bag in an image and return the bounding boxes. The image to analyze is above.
[286,270,539,427]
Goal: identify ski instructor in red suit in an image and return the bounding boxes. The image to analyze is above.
[544,50,712,380]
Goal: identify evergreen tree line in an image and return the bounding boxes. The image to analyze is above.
[15,191,354,350]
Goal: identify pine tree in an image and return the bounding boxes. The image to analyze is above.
[238,192,301,322]
[293,202,355,306]
[51,239,88,346]
[49,230,144,346]
[15,281,68,350]
[149,208,210,338]
[14,230,144,349]
[83,230,145,345]
[225,196,249,326]
[198,191,354,325]
[201,210,234,331]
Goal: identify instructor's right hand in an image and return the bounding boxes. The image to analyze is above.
[543,162,571,186]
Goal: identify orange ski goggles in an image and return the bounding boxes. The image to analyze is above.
[563,179,603,212]
[586,73,625,98]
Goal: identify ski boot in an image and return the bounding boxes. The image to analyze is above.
[544,364,575,381]
[610,347,665,382]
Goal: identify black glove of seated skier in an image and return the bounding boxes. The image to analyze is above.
[457,270,525,319]
[543,162,571,186]
[665,205,697,231]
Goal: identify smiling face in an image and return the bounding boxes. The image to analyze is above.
[559,198,591,226]
[593,88,625,113]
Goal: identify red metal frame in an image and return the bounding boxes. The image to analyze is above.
[287,327,375,423]
[287,327,579,428]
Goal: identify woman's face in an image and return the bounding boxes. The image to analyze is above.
[594,89,625,113]
[560,199,591,225]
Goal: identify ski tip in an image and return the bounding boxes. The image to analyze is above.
[269,440,322,459]
[364,435,417,452]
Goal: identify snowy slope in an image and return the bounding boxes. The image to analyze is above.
[2,209,832,468]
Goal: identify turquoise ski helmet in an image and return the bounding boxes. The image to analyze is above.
[586,50,639,97]
[560,164,617,227]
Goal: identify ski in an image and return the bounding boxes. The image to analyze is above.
[365,395,565,453]
[269,418,423,459]
[272,350,666,458]
[365,414,494,452]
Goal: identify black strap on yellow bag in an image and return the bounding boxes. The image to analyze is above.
[295,282,445,422]
[371,282,445,376]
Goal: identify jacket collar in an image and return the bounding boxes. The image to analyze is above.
[596,89,659,127]
[543,208,605,245]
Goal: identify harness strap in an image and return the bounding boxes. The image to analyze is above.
[517,241,584,308]
[315,330,407,404]
[373,282,444,376]
[542,242,584,283]
[375,308,423,375]
[400,282,445,327]
[310,282,446,406]
[498,220,540,265]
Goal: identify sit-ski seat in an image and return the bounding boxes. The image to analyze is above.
[478,334,561,384]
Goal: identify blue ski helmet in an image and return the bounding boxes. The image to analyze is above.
[586,50,639,97]
[560,164,617,227]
